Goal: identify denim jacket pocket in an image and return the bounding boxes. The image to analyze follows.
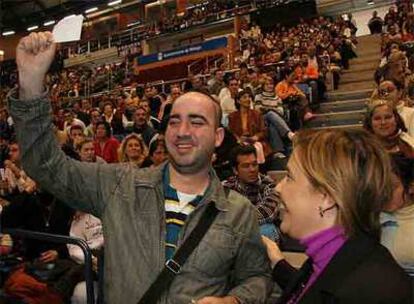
[190,225,237,277]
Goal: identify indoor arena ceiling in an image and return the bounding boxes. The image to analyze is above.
[0,0,124,32]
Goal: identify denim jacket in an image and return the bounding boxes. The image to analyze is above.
[8,91,272,304]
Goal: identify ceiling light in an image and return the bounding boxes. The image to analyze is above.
[2,31,15,36]
[108,0,122,6]
[27,25,39,31]
[367,0,374,5]
[0,50,4,56]
[44,20,56,26]
[85,7,98,13]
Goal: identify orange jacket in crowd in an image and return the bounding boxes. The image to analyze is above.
[275,80,303,100]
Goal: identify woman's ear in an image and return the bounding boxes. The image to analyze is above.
[320,192,336,209]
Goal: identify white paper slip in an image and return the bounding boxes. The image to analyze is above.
[52,15,84,43]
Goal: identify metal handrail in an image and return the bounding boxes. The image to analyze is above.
[1,228,96,304]
[61,4,255,58]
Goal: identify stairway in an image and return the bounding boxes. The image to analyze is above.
[307,34,382,129]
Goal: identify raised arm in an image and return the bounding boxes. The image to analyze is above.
[9,32,119,218]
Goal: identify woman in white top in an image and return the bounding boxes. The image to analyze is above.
[381,155,414,276]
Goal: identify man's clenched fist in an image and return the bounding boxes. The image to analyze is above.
[16,31,56,100]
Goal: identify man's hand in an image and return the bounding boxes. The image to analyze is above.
[196,296,239,304]
[16,31,56,100]
[39,250,59,263]
[4,160,20,177]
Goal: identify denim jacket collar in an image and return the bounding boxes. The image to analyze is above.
[137,162,229,212]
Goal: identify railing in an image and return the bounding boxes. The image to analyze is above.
[187,54,226,75]
[61,3,257,59]
[1,228,97,304]
[72,54,331,100]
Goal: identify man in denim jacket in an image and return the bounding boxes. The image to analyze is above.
[8,32,272,304]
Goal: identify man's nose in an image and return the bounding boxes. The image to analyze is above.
[177,120,191,136]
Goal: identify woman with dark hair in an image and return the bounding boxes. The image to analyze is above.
[228,90,271,162]
[262,129,412,303]
[141,137,168,168]
[93,121,120,163]
[364,99,414,158]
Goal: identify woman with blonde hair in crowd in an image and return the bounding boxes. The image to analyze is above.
[118,133,148,168]
[262,129,412,303]
[364,99,414,158]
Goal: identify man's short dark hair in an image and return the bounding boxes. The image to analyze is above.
[149,138,165,156]
[214,69,223,76]
[224,74,237,86]
[96,121,112,137]
[230,145,257,168]
[75,137,94,151]
[135,106,147,114]
[235,89,254,102]
[70,124,84,134]
[103,102,113,109]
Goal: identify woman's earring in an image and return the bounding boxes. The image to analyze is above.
[318,206,324,218]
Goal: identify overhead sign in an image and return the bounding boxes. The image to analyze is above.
[138,37,228,65]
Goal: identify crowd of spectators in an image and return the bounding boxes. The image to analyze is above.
[148,0,256,36]
[237,14,358,87]
[362,1,414,278]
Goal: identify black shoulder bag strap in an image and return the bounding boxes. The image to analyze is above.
[137,192,226,304]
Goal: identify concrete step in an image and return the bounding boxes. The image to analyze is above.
[340,70,375,84]
[351,55,381,64]
[349,56,381,66]
[306,109,366,128]
[306,116,365,128]
[355,49,381,58]
[327,88,373,101]
[340,76,374,86]
[342,62,378,74]
[355,42,381,50]
[336,81,376,93]
[356,39,381,52]
[356,34,382,44]
[319,98,368,113]
[313,109,366,119]
[307,108,366,127]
